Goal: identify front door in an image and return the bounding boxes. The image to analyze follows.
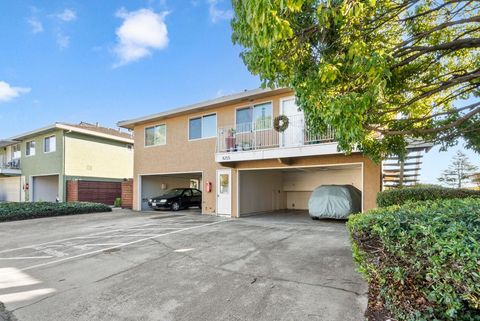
[281,98,305,147]
[216,169,231,216]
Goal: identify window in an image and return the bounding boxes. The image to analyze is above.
[183,189,192,197]
[12,144,21,159]
[189,114,217,140]
[236,102,273,132]
[145,124,166,146]
[44,135,56,153]
[253,102,273,130]
[26,141,36,156]
[192,189,201,196]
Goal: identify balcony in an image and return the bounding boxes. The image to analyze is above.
[215,115,338,163]
[0,159,21,175]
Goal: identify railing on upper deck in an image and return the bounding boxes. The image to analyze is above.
[0,159,21,170]
[216,114,335,153]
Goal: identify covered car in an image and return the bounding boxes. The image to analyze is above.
[308,185,362,219]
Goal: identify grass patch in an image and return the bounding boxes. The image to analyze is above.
[0,202,112,222]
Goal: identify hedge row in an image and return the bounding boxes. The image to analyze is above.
[348,198,480,320]
[377,185,480,207]
[0,202,112,222]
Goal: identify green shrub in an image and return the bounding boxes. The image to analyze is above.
[377,185,480,207]
[348,198,480,320]
[114,198,122,207]
[0,202,112,222]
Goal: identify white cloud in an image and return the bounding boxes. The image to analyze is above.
[27,16,43,34]
[113,8,169,67]
[57,9,76,22]
[56,33,70,49]
[207,0,233,23]
[0,81,31,103]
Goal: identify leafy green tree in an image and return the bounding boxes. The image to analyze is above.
[438,150,478,188]
[231,0,480,161]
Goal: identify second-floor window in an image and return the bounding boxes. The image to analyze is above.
[236,102,273,132]
[12,144,21,159]
[26,141,36,156]
[189,114,217,140]
[44,135,56,153]
[145,124,166,146]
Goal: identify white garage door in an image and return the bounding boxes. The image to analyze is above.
[32,175,59,202]
[0,177,21,202]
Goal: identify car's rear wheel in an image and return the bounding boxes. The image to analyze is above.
[171,202,180,211]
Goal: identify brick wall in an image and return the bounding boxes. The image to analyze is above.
[67,180,79,202]
[121,179,133,209]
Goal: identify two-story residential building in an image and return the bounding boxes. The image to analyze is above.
[118,88,382,218]
[0,140,22,201]
[0,122,134,204]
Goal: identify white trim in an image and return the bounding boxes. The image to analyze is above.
[236,162,365,216]
[361,162,364,212]
[216,168,232,217]
[138,170,204,212]
[29,173,61,202]
[118,88,291,129]
[279,95,300,147]
[188,112,218,141]
[233,100,274,133]
[25,140,36,157]
[9,123,133,144]
[43,134,57,154]
[144,123,167,148]
[216,142,342,162]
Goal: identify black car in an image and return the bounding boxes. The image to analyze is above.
[148,188,202,211]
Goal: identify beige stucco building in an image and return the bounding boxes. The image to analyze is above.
[119,88,382,218]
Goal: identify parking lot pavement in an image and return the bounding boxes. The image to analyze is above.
[0,209,367,321]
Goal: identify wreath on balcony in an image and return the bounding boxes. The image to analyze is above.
[274,115,289,132]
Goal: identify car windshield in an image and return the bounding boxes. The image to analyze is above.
[161,189,184,198]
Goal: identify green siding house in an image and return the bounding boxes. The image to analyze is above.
[0,122,133,202]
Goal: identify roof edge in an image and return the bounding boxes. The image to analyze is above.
[118,87,291,129]
[8,123,133,144]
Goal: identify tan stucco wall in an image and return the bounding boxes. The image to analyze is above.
[132,91,382,215]
[64,133,133,179]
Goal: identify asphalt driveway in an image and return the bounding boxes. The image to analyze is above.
[0,209,367,321]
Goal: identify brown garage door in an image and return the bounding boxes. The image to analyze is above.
[70,180,121,205]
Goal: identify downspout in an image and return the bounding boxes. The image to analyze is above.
[63,130,70,202]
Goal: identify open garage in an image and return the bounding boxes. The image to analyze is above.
[139,172,203,211]
[0,176,22,202]
[32,175,59,202]
[238,164,363,217]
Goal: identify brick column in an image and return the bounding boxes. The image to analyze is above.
[66,180,79,202]
[121,179,133,209]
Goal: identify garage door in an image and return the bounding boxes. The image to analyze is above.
[72,180,122,205]
[32,175,59,202]
[0,176,21,202]
[238,165,363,216]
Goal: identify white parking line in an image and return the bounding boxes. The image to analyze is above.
[0,256,54,260]
[20,219,230,272]
[0,222,194,254]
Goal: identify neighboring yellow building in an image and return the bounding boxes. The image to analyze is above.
[119,88,382,218]
[0,122,133,204]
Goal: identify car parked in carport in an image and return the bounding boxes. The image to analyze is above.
[148,188,202,211]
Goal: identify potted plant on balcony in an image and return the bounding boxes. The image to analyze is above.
[226,128,236,152]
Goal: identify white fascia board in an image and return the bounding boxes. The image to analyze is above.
[215,143,343,162]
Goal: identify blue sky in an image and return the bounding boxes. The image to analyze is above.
[0,0,478,184]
